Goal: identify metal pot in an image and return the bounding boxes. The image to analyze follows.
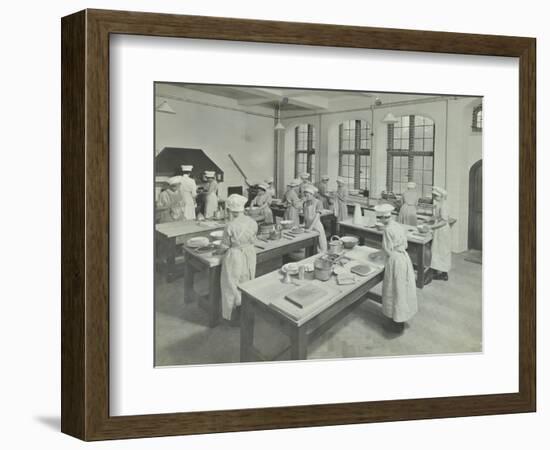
[328,235,344,255]
[314,256,332,281]
[269,226,282,240]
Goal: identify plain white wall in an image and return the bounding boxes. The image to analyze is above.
[0,1,546,450]
[155,84,275,199]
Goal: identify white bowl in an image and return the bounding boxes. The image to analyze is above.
[282,263,299,275]
[210,230,224,239]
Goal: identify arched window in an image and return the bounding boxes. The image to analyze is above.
[338,119,371,190]
[472,105,482,131]
[386,114,434,198]
[294,124,316,181]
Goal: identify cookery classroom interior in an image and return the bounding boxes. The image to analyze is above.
[154,82,482,366]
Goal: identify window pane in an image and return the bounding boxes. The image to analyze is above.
[424,125,434,138]
[415,126,424,138]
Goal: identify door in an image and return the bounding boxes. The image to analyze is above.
[468,160,483,250]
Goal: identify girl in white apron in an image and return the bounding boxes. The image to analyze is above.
[220,194,258,322]
[283,179,302,227]
[334,177,349,222]
[251,183,274,224]
[157,177,184,223]
[398,181,419,226]
[179,165,197,220]
[430,186,452,281]
[302,185,327,252]
[204,171,218,218]
[375,203,418,332]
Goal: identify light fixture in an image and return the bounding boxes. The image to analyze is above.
[382,112,398,124]
[274,97,288,130]
[156,100,176,114]
[374,96,382,106]
[274,120,285,131]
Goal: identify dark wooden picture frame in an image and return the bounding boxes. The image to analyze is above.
[61,9,536,441]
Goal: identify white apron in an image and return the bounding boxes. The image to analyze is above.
[334,185,349,222]
[398,190,418,226]
[252,192,273,224]
[179,175,197,220]
[283,189,302,227]
[381,220,418,322]
[204,180,219,218]
[303,198,327,252]
[157,189,184,223]
[431,201,452,272]
[220,215,258,320]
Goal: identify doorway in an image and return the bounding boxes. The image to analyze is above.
[468,160,482,251]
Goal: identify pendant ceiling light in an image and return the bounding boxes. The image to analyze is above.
[382,112,398,124]
[274,97,289,130]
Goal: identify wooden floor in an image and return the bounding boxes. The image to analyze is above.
[155,252,482,366]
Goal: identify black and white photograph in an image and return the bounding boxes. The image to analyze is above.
[154,83,483,366]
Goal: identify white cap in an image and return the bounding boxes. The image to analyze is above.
[226,194,248,212]
[288,179,301,187]
[258,182,268,191]
[181,165,193,171]
[336,176,346,184]
[265,177,274,184]
[374,203,395,216]
[407,182,416,189]
[204,171,215,178]
[299,172,310,179]
[303,185,317,195]
[432,186,448,197]
[321,174,330,181]
[168,176,181,185]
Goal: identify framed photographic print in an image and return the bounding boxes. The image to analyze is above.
[61,9,536,440]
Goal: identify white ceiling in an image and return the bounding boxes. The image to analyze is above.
[164,82,434,113]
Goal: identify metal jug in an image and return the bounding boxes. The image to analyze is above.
[328,235,343,255]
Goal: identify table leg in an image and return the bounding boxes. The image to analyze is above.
[207,267,221,327]
[183,256,194,304]
[165,238,177,282]
[290,326,308,360]
[416,243,425,289]
[240,297,256,362]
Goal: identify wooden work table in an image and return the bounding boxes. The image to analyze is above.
[155,219,227,281]
[183,230,319,327]
[239,245,385,362]
[338,219,432,288]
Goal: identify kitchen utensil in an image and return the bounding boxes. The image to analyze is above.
[353,203,363,225]
[209,230,224,240]
[340,235,358,249]
[314,256,332,281]
[328,235,344,255]
[280,220,293,230]
[282,263,299,275]
[350,264,373,277]
[186,236,210,248]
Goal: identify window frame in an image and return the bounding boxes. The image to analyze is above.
[338,119,371,190]
[294,123,316,181]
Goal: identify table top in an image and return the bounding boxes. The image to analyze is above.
[183,230,319,268]
[239,245,385,326]
[155,219,226,239]
[339,219,433,245]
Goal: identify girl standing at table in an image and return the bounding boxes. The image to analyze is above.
[157,177,184,223]
[430,186,452,281]
[265,177,276,198]
[179,164,197,220]
[375,203,418,332]
[333,177,349,222]
[251,182,274,224]
[398,181,419,226]
[203,171,218,218]
[283,179,302,227]
[316,174,331,209]
[220,194,258,323]
[302,185,327,252]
